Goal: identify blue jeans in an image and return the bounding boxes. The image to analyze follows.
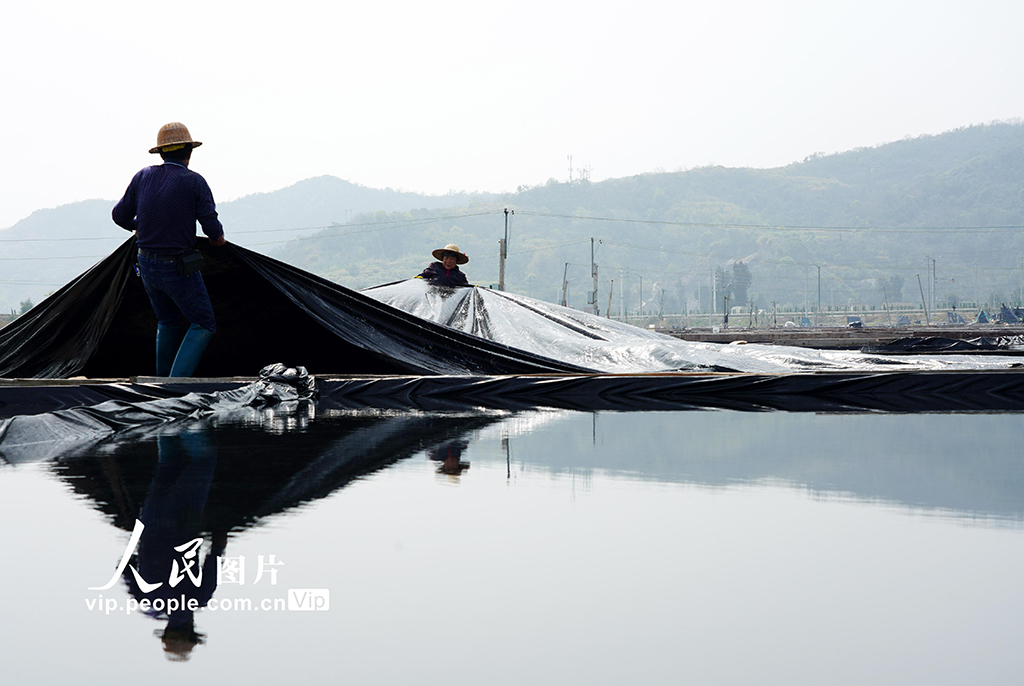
[138,253,217,333]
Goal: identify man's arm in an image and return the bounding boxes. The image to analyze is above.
[195,176,225,245]
[111,176,139,232]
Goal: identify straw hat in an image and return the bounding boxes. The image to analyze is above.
[149,122,203,154]
[431,244,469,265]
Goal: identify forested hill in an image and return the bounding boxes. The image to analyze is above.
[0,178,493,313]
[220,176,495,239]
[276,122,1024,312]
[511,122,1024,228]
[3,122,1022,315]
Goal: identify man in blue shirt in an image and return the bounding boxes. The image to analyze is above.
[113,122,227,377]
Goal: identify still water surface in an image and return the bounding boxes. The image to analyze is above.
[1,408,1023,684]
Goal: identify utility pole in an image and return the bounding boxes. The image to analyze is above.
[639,274,644,317]
[619,269,624,318]
[710,269,715,325]
[931,256,937,312]
[816,264,821,328]
[882,285,893,327]
[804,266,809,319]
[498,238,506,291]
[658,288,665,323]
[498,208,512,291]
[591,237,599,316]
[917,274,930,325]
[696,280,701,324]
[561,263,569,307]
[607,280,614,318]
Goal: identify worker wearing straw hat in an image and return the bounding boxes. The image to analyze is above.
[112,122,227,377]
[417,244,470,287]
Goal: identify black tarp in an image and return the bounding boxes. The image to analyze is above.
[0,237,588,379]
[0,364,319,462]
[862,336,1012,353]
[6,369,1024,425]
[310,371,1024,413]
[998,304,1024,323]
[9,236,1024,381]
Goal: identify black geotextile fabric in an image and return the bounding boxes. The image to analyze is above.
[6,370,1024,422]
[312,371,1024,413]
[862,336,1012,353]
[0,237,588,379]
[0,365,319,462]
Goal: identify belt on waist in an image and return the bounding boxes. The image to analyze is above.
[138,249,181,262]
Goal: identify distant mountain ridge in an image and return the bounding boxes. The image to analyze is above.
[220,176,495,240]
[275,122,1024,308]
[0,178,493,311]
[3,122,1022,313]
[509,122,1024,228]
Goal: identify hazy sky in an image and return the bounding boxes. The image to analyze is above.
[3,0,1023,229]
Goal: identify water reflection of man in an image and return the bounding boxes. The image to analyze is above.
[122,431,226,661]
[427,440,471,478]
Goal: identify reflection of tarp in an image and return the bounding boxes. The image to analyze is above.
[0,238,586,379]
[50,411,501,535]
[51,409,1024,530]
[364,279,1024,373]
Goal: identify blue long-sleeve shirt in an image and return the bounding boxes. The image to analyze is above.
[112,161,224,253]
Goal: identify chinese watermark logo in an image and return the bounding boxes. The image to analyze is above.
[86,519,328,613]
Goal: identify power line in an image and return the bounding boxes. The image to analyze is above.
[7,206,1023,248]
[0,280,65,285]
[244,211,494,248]
[0,211,496,246]
[0,235,123,243]
[598,238,988,272]
[477,239,592,260]
[516,210,1024,233]
[0,255,105,262]
[233,210,494,237]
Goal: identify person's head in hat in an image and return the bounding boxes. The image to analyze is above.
[418,244,471,287]
[158,622,206,662]
[432,244,469,271]
[149,122,202,165]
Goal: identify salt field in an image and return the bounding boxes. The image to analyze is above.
[2,406,1023,684]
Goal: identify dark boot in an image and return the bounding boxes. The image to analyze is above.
[169,324,214,378]
[155,324,183,376]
